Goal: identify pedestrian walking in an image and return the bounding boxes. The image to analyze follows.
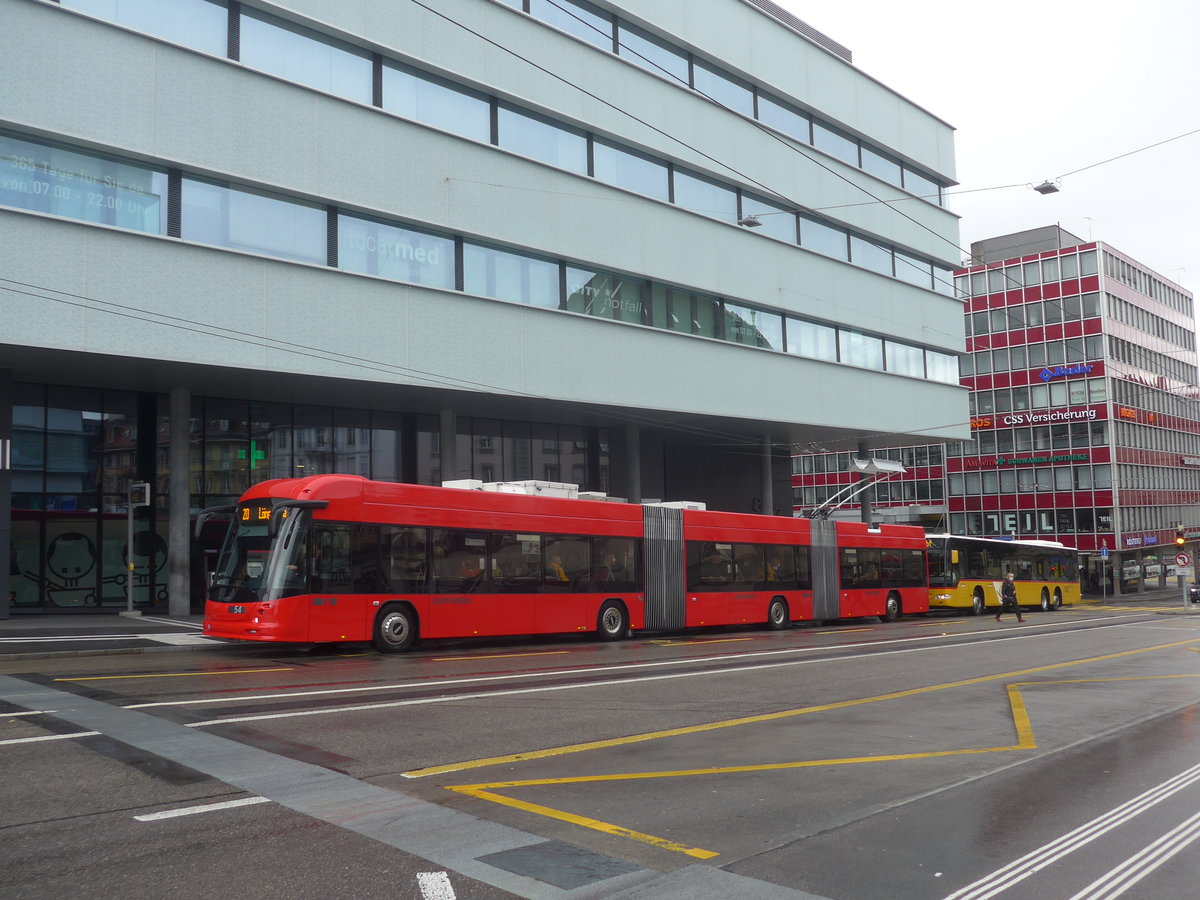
[996,572,1024,623]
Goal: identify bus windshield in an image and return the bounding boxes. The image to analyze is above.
[209,500,300,604]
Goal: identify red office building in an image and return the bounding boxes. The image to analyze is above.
[792,226,1199,592]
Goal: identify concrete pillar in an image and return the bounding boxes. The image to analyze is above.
[761,436,774,516]
[624,423,641,503]
[858,440,873,527]
[439,408,457,483]
[168,388,191,616]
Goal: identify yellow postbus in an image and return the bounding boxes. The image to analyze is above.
[926,534,1081,615]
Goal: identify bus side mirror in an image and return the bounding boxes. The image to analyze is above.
[195,505,235,540]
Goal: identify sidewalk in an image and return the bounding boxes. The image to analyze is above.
[0,611,219,660]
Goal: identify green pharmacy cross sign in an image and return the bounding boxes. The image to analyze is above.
[237,440,268,469]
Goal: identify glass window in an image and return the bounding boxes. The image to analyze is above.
[1023,261,1041,286]
[497,106,587,173]
[382,63,491,143]
[565,267,644,322]
[338,214,454,289]
[1043,300,1063,325]
[693,293,721,338]
[839,331,884,369]
[988,268,1006,293]
[1062,295,1082,321]
[617,21,688,84]
[757,94,811,143]
[61,0,227,55]
[673,168,738,221]
[971,311,989,335]
[786,319,838,361]
[886,342,925,377]
[724,303,782,350]
[1061,254,1079,279]
[240,10,372,105]
[927,351,959,384]
[903,167,940,203]
[692,60,754,116]
[530,0,613,49]
[990,309,1009,333]
[933,264,956,296]
[1004,305,1026,329]
[850,236,893,275]
[1004,264,1024,288]
[647,285,694,334]
[1068,379,1088,406]
[895,251,933,289]
[1042,258,1060,282]
[463,242,559,308]
[860,146,902,186]
[1082,292,1101,317]
[592,140,669,201]
[1009,346,1028,372]
[1080,251,1098,275]
[181,178,326,263]
[1026,302,1044,327]
[1046,343,1065,365]
[0,133,167,234]
[1088,378,1106,403]
[741,194,796,243]
[799,215,849,260]
[813,121,858,165]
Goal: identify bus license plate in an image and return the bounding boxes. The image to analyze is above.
[229,605,245,614]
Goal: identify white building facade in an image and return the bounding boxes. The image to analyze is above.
[0,0,964,614]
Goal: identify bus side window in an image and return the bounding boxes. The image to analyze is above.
[385,526,427,592]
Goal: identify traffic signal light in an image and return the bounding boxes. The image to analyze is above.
[1175,528,1186,547]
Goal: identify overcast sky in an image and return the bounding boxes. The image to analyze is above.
[777,1,1199,294]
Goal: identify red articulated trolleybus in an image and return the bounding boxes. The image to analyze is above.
[201,475,929,651]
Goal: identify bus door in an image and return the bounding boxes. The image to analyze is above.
[686,541,736,627]
[839,547,883,618]
[305,525,358,641]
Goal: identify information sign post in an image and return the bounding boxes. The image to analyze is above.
[124,482,151,617]
[1176,552,1191,612]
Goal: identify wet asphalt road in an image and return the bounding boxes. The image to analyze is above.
[2,600,1199,899]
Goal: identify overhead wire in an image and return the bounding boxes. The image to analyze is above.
[0,274,978,454]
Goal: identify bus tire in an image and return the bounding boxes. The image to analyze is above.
[880,592,902,623]
[1040,588,1052,612]
[372,603,417,653]
[597,601,629,641]
[766,597,790,630]
[970,588,986,616]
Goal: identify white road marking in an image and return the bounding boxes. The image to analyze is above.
[944,761,1200,899]
[0,730,100,745]
[417,871,456,899]
[1067,809,1200,900]
[134,797,271,821]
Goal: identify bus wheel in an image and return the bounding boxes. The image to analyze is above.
[597,601,629,641]
[970,588,986,616]
[766,597,790,630]
[1040,588,1052,612]
[372,604,417,653]
[880,592,902,623]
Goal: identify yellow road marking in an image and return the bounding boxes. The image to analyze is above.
[55,667,294,682]
[406,636,1200,779]
[819,627,875,634]
[431,651,571,661]
[445,666,1200,858]
[447,786,718,859]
